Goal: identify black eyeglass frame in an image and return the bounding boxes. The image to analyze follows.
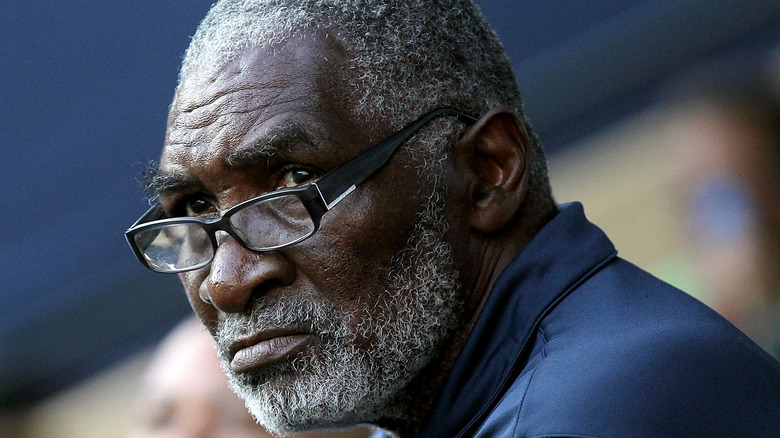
[125,107,477,273]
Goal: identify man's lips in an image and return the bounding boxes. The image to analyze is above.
[228,329,315,373]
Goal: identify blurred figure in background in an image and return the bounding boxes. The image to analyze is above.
[665,69,780,357]
[132,317,385,438]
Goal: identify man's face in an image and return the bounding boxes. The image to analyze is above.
[158,34,463,434]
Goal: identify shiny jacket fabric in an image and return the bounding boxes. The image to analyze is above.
[415,203,780,437]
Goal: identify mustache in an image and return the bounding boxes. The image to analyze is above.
[214,290,349,360]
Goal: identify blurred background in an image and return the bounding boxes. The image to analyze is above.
[1,1,779,436]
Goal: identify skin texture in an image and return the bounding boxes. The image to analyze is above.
[157,31,538,436]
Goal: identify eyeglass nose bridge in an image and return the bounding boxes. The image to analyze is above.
[198,212,267,261]
[184,215,228,270]
[211,221,245,249]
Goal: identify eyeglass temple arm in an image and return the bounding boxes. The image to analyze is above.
[314,108,476,209]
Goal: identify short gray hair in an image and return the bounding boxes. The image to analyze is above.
[180,0,553,212]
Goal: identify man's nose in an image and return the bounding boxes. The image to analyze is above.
[199,233,295,313]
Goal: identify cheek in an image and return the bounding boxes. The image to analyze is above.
[296,176,423,307]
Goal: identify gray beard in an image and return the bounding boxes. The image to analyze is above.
[215,191,461,436]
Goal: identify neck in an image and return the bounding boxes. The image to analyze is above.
[375,204,560,436]
[372,314,478,437]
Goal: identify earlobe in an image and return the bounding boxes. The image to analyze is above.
[455,106,530,233]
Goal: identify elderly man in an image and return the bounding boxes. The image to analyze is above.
[126,1,780,436]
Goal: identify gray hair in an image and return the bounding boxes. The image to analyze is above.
[180,0,553,214]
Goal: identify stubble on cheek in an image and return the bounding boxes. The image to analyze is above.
[211,214,462,434]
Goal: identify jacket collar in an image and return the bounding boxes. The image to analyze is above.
[415,202,618,437]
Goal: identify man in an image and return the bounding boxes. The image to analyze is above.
[132,316,382,438]
[125,1,780,436]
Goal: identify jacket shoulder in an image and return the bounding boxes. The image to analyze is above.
[480,259,780,437]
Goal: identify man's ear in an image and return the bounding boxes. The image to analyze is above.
[453,106,530,233]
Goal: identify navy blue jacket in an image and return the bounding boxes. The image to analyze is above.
[416,203,780,437]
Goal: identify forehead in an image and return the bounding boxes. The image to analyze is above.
[159,33,360,187]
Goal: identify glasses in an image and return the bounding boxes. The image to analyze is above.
[125,108,476,273]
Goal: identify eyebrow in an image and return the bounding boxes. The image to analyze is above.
[224,121,320,170]
[141,161,200,201]
[141,121,323,200]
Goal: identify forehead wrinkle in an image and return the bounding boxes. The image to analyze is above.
[171,84,289,134]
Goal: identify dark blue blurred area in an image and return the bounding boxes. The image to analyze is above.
[1,0,779,407]
[0,1,215,406]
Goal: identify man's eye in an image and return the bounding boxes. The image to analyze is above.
[184,198,215,217]
[279,169,314,188]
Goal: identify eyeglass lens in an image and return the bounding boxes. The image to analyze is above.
[230,195,315,249]
[135,223,213,272]
[135,194,316,272]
